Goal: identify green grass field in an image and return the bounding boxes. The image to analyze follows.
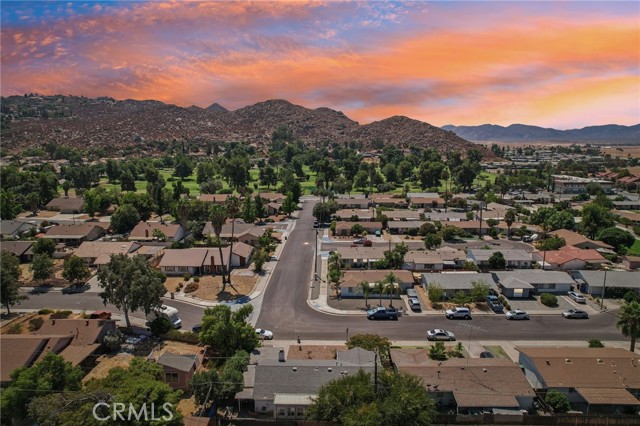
[627,239,640,256]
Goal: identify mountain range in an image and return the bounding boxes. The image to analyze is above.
[441,123,640,143]
[0,95,493,158]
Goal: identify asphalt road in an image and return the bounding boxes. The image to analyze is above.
[18,198,624,342]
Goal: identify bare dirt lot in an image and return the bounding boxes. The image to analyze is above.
[287,344,347,360]
[601,145,640,159]
[19,259,68,287]
[190,274,258,302]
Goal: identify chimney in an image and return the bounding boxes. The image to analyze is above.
[145,229,149,238]
[211,256,216,274]
[278,349,285,362]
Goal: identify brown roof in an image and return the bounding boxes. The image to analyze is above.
[335,221,383,231]
[576,387,640,406]
[340,270,414,288]
[0,335,73,382]
[36,319,116,346]
[202,222,255,238]
[517,347,640,389]
[130,222,183,239]
[159,249,209,268]
[334,209,376,219]
[335,246,387,259]
[74,241,141,260]
[60,344,102,366]
[44,223,102,239]
[232,241,254,259]
[410,197,445,204]
[45,197,84,211]
[258,192,285,202]
[0,241,34,257]
[198,194,229,203]
[549,229,613,249]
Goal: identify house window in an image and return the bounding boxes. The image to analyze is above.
[297,407,305,416]
[165,372,179,383]
[178,267,188,272]
[288,407,295,416]
[277,408,285,416]
[165,267,175,272]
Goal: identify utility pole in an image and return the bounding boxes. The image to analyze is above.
[374,351,378,395]
[600,268,608,310]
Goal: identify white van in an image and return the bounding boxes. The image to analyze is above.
[147,305,182,329]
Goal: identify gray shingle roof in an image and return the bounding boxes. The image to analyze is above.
[421,273,498,291]
[574,271,640,289]
[493,270,575,285]
[157,352,197,372]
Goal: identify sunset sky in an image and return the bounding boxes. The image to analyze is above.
[1,1,639,129]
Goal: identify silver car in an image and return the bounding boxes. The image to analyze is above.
[568,291,587,304]
[256,328,274,339]
[505,310,529,320]
[562,309,589,319]
[427,329,456,341]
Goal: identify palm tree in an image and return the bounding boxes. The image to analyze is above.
[359,281,371,309]
[373,281,385,307]
[383,272,398,307]
[226,196,241,286]
[209,204,228,289]
[504,209,516,239]
[616,301,640,352]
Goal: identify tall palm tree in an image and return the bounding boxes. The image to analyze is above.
[383,272,398,307]
[226,196,241,286]
[359,281,371,309]
[209,204,228,289]
[373,281,385,307]
[616,301,640,352]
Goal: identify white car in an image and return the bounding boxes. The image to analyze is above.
[568,291,587,304]
[256,328,274,340]
[445,307,472,319]
[505,310,530,320]
[427,329,456,341]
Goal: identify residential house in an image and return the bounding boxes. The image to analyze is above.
[571,270,640,298]
[335,198,370,209]
[553,175,613,194]
[202,222,258,244]
[622,255,640,270]
[266,202,282,216]
[158,243,254,276]
[422,211,470,222]
[333,208,376,221]
[615,210,640,224]
[338,270,415,298]
[388,221,427,235]
[155,352,200,390]
[198,194,229,204]
[74,241,142,265]
[383,209,424,221]
[532,247,608,270]
[420,273,498,298]
[410,197,445,209]
[467,249,532,269]
[391,349,535,414]
[446,221,487,236]
[45,197,84,214]
[43,223,104,246]
[258,192,286,203]
[407,192,440,199]
[334,221,383,236]
[335,246,387,269]
[130,222,186,242]
[613,200,640,210]
[1,335,74,384]
[0,220,37,239]
[369,195,408,208]
[0,241,34,262]
[549,229,614,251]
[518,347,640,414]
[404,248,467,272]
[492,270,575,296]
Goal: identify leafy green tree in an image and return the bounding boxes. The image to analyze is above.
[470,280,491,302]
[440,225,459,241]
[119,169,137,192]
[32,238,56,256]
[209,204,228,287]
[105,158,120,182]
[384,243,408,269]
[580,203,614,239]
[196,161,215,184]
[347,334,391,360]
[1,353,83,419]
[110,204,140,234]
[191,368,220,409]
[242,193,257,223]
[351,223,364,236]
[225,156,250,189]
[120,192,155,221]
[354,169,369,191]
[428,283,444,303]
[545,389,571,413]
[597,228,635,253]
[254,195,266,219]
[82,188,101,217]
[199,304,259,358]
[1,251,23,314]
[616,300,640,352]
[504,209,516,237]
[424,233,442,250]
[62,255,90,285]
[359,281,372,308]
[312,201,337,223]
[173,153,193,179]
[536,236,566,251]
[546,210,575,231]
[1,189,21,219]
[225,195,241,285]
[31,254,54,285]
[333,176,353,195]
[494,174,509,200]
[252,248,269,273]
[281,192,297,216]
[487,252,506,269]
[419,222,437,236]
[97,254,166,327]
[259,164,278,189]
[149,316,173,336]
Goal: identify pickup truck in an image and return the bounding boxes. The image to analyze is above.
[367,306,399,320]
[486,295,504,312]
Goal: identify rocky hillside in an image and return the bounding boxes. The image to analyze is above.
[1,94,492,157]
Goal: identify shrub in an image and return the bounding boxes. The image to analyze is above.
[184,282,199,293]
[498,295,512,311]
[540,293,558,307]
[447,342,465,358]
[28,317,45,331]
[38,308,53,315]
[428,283,444,303]
[7,323,22,334]
[183,273,192,281]
[149,317,173,336]
[162,330,199,344]
[429,342,448,360]
[545,390,571,413]
[50,310,73,319]
[623,290,638,304]
[194,276,200,283]
[588,338,604,348]
[103,329,125,351]
[177,282,184,289]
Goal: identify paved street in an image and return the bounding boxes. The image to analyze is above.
[17,197,625,343]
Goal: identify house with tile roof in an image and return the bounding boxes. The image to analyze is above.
[532,247,608,270]
[550,229,613,251]
[158,242,254,276]
[43,223,104,246]
[45,197,84,214]
[130,221,185,242]
[74,241,142,265]
[420,272,498,298]
[0,220,37,239]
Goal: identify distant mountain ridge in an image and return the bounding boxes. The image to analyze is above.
[1,95,494,158]
[441,123,640,143]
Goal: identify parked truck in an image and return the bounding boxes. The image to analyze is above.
[486,295,504,312]
[367,306,399,320]
[146,305,182,329]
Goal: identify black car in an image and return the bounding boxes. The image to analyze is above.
[480,351,495,358]
[61,283,89,294]
[192,324,202,333]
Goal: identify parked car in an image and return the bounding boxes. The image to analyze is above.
[480,351,495,358]
[256,328,274,339]
[406,288,418,298]
[192,324,202,333]
[61,283,89,294]
[89,311,112,320]
[367,306,399,320]
[352,238,365,244]
[408,297,421,311]
[486,295,504,312]
[427,329,456,341]
[505,310,530,320]
[445,307,472,319]
[313,221,319,228]
[568,291,587,304]
[562,309,589,319]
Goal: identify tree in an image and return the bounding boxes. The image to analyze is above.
[359,281,371,308]
[209,204,228,287]
[616,300,640,352]
[424,233,442,250]
[62,180,72,197]
[580,203,614,239]
[328,252,343,297]
[149,316,173,336]
[428,283,444,303]
[32,238,56,256]
[597,227,635,253]
[441,225,459,241]
[281,192,297,216]
[313,201,337,223]
[119,169,136,192]
[333,176,353,195]
[0,189,21,219]
[173,153,193,179]
[152,228,167,241]
[62,255,90,285]
[546,210,575,231]
[31,253,54,285]
[254,195,266,219]
[110,204,140,234]
[494,174,509,200]
[536,236,566,251]
[504,209,516,237]
[307,369,434,426]
[384,243,408,269]
[354,169,369,191]
[487,252,506,269]
[347,333,391,357]
[373,280,386,306]
[351,223,364,236]
[382,272,399,307]
[199,304,259,358]
[470,280,491,302]
[252,248,269,273]
[545,389,571,413]
[1,353,83,419]
[1,251,23,314]
[192,368,220,409]
[97,254,166,327]
[259,164,278,189]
